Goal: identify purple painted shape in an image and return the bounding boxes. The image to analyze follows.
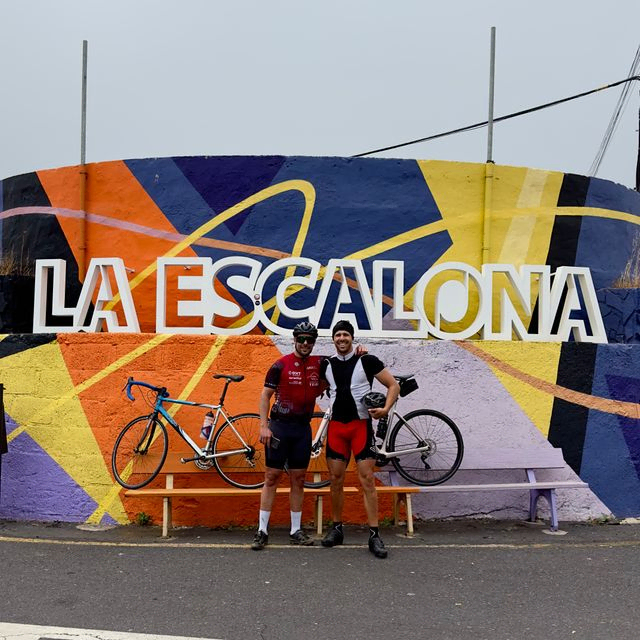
[0,430,98,522]
[4,411,18,435]
[173,156,286,235]
[100,512,118,526]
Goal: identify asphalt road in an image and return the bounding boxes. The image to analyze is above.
[1,519,640,640]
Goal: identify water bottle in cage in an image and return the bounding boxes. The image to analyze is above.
[200,411,215,439]
[375,416,388,439]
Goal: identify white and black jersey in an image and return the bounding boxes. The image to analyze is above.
[320,351,385,422]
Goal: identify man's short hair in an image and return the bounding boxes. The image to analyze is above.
[332,320,355,337]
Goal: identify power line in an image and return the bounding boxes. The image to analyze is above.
[589,47,640,176]
[352,76,640,159]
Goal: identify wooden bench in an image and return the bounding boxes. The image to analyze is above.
[123,452,360,537]
[380,446,590,535]
[124,446,589,537]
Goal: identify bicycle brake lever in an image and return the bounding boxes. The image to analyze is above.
[124,377,135,401]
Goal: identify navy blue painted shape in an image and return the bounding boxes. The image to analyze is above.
[604,374,640,479]
[125,158,216,235]
[586,177,640,216]
[581,347,640,516]
[173,155,286,235]
[572,178,640,290]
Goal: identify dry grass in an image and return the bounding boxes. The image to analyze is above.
[0,231,34,276]
[0,251,34,276]
[612,232,640,288]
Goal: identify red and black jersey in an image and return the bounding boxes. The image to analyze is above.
[264,353,323,422]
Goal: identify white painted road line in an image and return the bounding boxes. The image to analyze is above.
[0,623,222,640]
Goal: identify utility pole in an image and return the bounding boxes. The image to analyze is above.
[486,26,496,163]
[636,103,640,191]
[79,40,88,278]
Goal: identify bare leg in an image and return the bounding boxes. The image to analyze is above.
[327,458,347,522]
[357,458,378,527]
[259,467,283,511]
[288,468,306,512]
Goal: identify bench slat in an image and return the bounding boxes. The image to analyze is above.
[409,481,588,493]
[459,446,567,470]
[125,487,359,498]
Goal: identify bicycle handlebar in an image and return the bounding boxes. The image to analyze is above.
[125,377,169,402]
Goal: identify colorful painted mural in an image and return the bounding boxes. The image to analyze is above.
[1,156,640,527]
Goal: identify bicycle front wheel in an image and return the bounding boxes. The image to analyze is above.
[212,413,265,489]
[304,411,330,488]
[111,414,168,489]
[388,409,463,486]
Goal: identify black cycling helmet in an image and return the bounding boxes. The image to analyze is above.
[362,391,386,409]
[293,321,318,338]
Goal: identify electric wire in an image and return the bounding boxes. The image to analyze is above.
[352,76,640,159]
[589,47,640,176]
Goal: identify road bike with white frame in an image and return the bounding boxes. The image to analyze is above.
[303,374,464,488]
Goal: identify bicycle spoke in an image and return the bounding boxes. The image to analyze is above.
[212,413,265,489]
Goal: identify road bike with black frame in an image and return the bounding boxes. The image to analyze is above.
[302,374,464,488]
[111,374,264,490]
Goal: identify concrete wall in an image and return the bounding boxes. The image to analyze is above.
[1,333,634,527]
[2,156,640,527]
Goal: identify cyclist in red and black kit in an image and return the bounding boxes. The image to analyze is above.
[251,322,324,550]
[320,320,400,559]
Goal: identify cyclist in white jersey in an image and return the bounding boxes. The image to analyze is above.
[320,320,399,558]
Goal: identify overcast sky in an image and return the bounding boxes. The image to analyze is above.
[1,1,640,188]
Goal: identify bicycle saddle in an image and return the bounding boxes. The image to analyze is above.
[213,374,245,382]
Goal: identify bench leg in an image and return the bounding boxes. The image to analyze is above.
[162,497,171,538]
[405,494,414,536]
[162,473,174,538]
[316,495,323,536]
[529,488,559,532]
[392,492,414,536]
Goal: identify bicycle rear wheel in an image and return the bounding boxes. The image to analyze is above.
[111,414,168,489]
[304,411,330,488]
[388,409,463,486]
[212,413,265,489]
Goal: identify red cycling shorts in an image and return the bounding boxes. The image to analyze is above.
[326,418,376,463]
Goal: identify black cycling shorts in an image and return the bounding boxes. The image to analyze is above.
[265,418,312,470]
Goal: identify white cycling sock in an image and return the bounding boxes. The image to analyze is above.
[290,511,302,534]
[259,510,271,534]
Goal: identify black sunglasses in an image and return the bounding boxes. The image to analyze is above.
[295,335,316,344]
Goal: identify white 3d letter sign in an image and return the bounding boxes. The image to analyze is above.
[33,258,140,332]
[32,258,607,343]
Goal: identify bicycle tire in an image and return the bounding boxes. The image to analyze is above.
[111,414,168,489]
[212,413,265,489]
[303,411,330,488]
[388,409,463,486]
